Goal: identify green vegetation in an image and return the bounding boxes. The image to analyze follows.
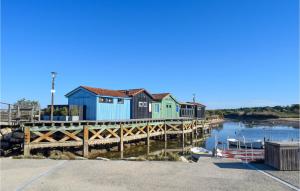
[206,104,299,120]
[146,152,181,161]
[14,98,40,109]
[70,107,79,116]
[42,107,69,116]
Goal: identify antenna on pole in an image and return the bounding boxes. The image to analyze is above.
[193,93,196,103]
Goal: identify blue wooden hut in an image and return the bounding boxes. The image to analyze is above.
[65,86,131,120]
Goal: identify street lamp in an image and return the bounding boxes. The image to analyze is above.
[50,72,57,121]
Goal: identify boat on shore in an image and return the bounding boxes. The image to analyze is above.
[227,138,264,149]
[190,147,212,159]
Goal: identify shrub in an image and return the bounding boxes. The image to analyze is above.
[70,107,79,116]
[60,107,68,116]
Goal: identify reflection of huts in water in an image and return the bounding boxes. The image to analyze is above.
[119,89,154,119]
[151,93,180,119]
[180,102,206,119]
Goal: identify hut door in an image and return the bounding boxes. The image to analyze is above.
[166,104,172,119]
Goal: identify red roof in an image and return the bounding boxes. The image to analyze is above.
[119,88,154,98]
[152,93,170,101]
[119,89,144,96]
[81,86,127,97]
[186,102,206,107]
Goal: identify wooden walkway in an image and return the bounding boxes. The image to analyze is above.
[23,118,211,157]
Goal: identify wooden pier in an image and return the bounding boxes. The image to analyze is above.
[22,118,211,157]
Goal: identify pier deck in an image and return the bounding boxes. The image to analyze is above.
[23,118,210,157]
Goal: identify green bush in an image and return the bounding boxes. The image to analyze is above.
[60,107,68,116]
[70,107,79,116]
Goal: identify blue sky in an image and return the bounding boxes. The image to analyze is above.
[1,0,299,109]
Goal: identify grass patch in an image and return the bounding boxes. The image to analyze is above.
[12,155,46,159]
[49,150,76,160]
[146,152,181,161]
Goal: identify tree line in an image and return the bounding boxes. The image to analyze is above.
[206,104,299,120]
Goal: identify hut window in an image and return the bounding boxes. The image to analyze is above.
[117,98,124,104]
[149,103,152,112]
[155,104,159,112]
[176,105,179,112]
[139,102,148,107]
[99,97,113,103]
[138,102,144,107]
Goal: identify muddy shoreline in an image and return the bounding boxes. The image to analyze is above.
[225,118,300,128]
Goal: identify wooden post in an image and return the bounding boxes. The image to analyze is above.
[119,124,124,153]
[83,126,89,158]
[190,128,194,145]
[164,122,167,153]
[38,109,41,121]
[31,108,34,122]
[17,106,20,118]
[119,122,124,159]
[181,120,185,153]
[147,123,150,155]
[24,126,31,156]
[8,104,11,126]
[195,120,198,140]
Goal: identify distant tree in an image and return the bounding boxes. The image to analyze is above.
[14,98,40,109]
[290,104,299,113]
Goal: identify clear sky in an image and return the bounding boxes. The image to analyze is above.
[1,0,299,109]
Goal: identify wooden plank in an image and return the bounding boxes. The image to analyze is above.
[147,122,150,155]
[24,126,31,156]
[29,141,83,149]
[31,131,56,143]
[89,129,105,140]
[59,130,82,142]
[83,126,89,158]
[119,124,124,152]
[181,120,184,153]
[164,122,167,150]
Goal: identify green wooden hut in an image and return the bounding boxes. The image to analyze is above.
[152,93,180,119]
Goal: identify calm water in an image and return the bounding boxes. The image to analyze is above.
[202,121,300,150]
[99,121,299,159]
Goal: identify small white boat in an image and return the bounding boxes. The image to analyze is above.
[227,138,264,149]
[190,147,212,159]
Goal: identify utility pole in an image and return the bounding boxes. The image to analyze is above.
[193,93,196,117]
[193,93,196,103]
[50,72,57,122]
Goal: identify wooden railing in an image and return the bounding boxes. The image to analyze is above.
[0,102,40,125]
[23,118,210,157]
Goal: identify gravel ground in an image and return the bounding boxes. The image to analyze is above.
[0,157,298,191]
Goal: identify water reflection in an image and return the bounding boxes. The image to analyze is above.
[96,121,299,159]
[203,121,300,151]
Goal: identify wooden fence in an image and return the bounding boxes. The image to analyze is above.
[264,141,300,170]
[0,102,40,125]
[23,118,210,157]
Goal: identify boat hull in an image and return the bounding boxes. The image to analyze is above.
[228,139,264,149]
[190,147,212,159]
